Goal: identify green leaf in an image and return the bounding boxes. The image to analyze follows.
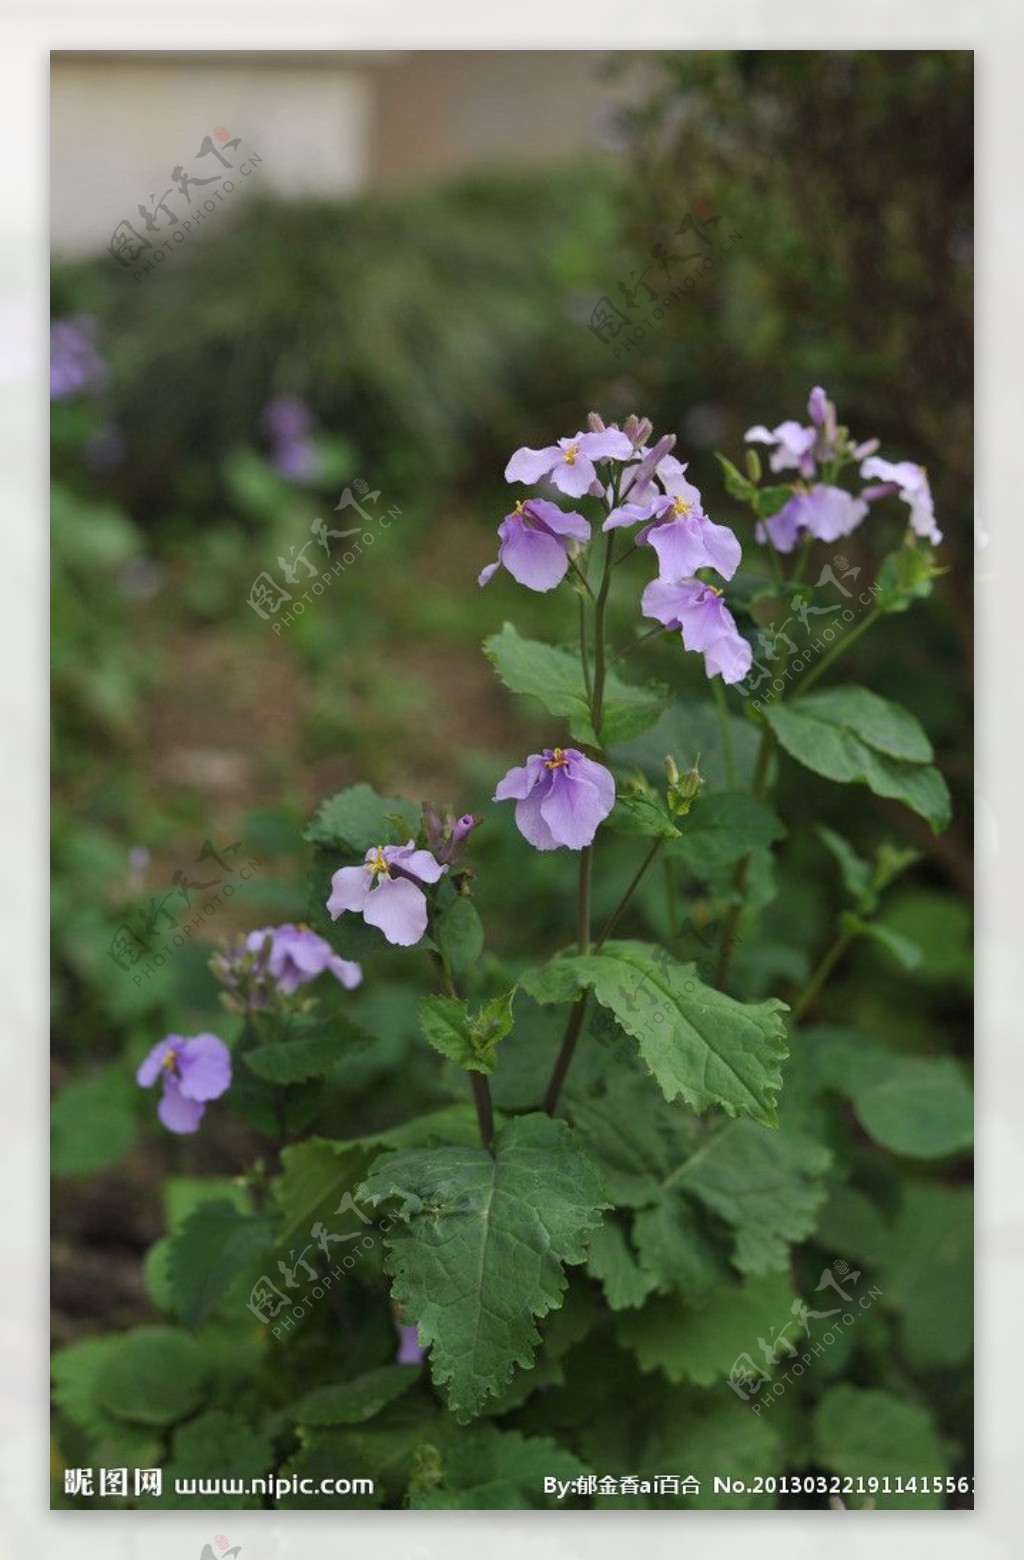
[137,1410,274,1509]
[671,792,785,870]
[357,1113,609,1421]
[764,687,951,832]
[96,1327,209,1426]
[276,1105,480,1243]
[675,1120,833,1274]
[289,1366,420,1426]
[875,544,938,614]
[617,1272,801,1386]
[813,1386,948,1509]
[304,782,420,851]
[434,895,484,975]
[812,1030,973,1159]
[166,1201,276,1327]
[613,699,762,792]
[755,483,796,518]
[586,1218,659,1310]
[877,1183,972,1366]
[606,782,681,840]
[409,1425,590,1509]
[51,1064,138,1176]
[632,1198,724,1303]
[483,622,666,746]
[419,991,515,1075]
[520,940,789,1127]
[715,451,757,503]
[244,1020,369,1084]
[817,825,874,905]
[848,917,923,971]
[652,1389,782,1510]
[51,1337,162,1466]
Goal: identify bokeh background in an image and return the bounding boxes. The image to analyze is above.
[51,49,973,1505]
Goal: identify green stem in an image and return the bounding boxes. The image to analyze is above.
[567,554,596,601]
[791,536,814,586]
[470,1071,495,1151]
[541,844,593,1115]
[712,678,737,789]
[791,607,882,699]
[589,531,616,738]
[660,1121,728,1191]
[577,845,593,955]
[578,592,592,702]
[790,926,856,1023]
[664,856,679,941]
[713,726,774,988]
[607,625,666,670]
[596,838,663,950]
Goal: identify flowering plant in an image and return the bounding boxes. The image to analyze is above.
[56,399,966,1512]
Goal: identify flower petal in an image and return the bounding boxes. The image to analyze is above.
[514,785,559,850]
[505,444,559,484]
[363,876,429,946]
[178,1033,232,1101]
[577,429,634,461]
[494,758,543,801]
[571,754,617,815]
[136,1037,179,1089]
[327,955,363,990]
[386,843,447,884]
[157,1078,206,1134]
[327,865,371,919]
[525,499,590,541]
[477,560,500,587]
[540,768,608,849]
[499,522,570,591]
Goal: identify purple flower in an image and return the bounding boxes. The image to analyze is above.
[244,923,362,994]
[50,317,109,401]
[262,396,321,484]
[505,429,634,498]
[859,456,941,545]
[136,1032,232,1135]
[745,418,818,478]
[262,395,313,441]
[328,842,446,947]
[756,484,869,553]
[395,1323,425,1366]
[494,748,615,851]
[478,499,590,591]
[641,578,752,684]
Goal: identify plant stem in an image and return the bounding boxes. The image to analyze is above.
[712,678,737,788]
[713,726,775,988]
[790,925,856,1023]
[792,536,814,586]
[469,1070,495,1151]
[578,591,592,702]
[542,992,590,1116]
[577,845,593,955]
[589,531,616,738]
[596,838,663,950]
[567,555,596,601]
[791,607,882,699]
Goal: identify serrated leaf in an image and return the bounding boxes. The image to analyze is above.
[676,1119,833,1274]
[764,687,951,832]
[51,1337,162,1467]
[520,940,789,1126]
[419,991,515,1075]
[304,782,420,851]
[434,895,484,975]
[586,1218,659,1310]
[276,1105,479,1243]
[288,1365,420,1426]
[671,792,785,870]
[617,1271,801,1386]
[483,622,667,746]
[409,1424,590,1509]
[813,1386,948,1509]
[166,1201,276,1327]
[632,1197,725,1303]
[96,1327,209,1426]
[136,1410,274,1509]
[357,1113,609,1421]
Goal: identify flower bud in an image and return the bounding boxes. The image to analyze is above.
[745,448,762,483]
[586,410,606,433]
[665,755,703,814]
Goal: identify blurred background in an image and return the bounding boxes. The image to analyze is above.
[51,48,972,1500]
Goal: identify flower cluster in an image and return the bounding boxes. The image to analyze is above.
[50,317,109,402]
[262,396,322,484]
[481,415,751,685]
[213,922,362,1011]
[745,385,940,550]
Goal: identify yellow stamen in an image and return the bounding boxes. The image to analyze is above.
[671,495,693,517]
[161,1049,177,1071]
[562,443,579,466]
[513,500,528,517]
[365,847,390,878]
[544,748,571,770]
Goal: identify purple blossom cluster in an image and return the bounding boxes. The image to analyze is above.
[745,386,941,550]
[482,415,751,685]
[50,317,109,401]
[262,396,322,484]
[212,922,362,1010]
